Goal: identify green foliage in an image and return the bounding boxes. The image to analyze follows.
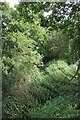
[43,31,69,62]
[3,92,39,118]
[36,61,78,98]
[42,2,80,62]
[16,2,44,23]
[45,60,77,80]
[3,58,79,118]
[2,2,80,119]
[2,31,42,93]
[29,95,79,118]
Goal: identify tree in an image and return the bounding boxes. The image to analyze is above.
[2,2,42,94]
[40,2,80,63]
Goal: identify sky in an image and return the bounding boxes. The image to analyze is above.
[5,0,19,8]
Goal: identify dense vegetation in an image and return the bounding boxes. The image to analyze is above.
[2,1,80,119]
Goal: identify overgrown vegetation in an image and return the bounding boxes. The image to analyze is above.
[2,1,80,119]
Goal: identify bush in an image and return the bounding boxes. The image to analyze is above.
[43,31,69,63]
[2,92,39,118]
[3,60,79,118]
[28,95,79,118]
[26,60,78,105]
[2,31,42,94]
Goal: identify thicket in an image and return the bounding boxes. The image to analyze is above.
[2,2,80,119]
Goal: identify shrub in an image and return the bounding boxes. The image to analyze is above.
[28,95,79,118]
[2,31,42,94]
